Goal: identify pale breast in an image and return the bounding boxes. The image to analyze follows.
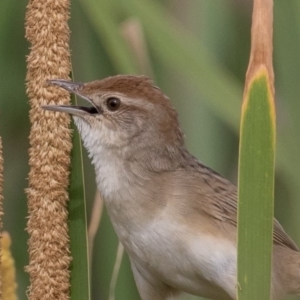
[122,210,236,299]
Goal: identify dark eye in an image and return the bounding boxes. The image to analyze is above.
[106,97,121,111]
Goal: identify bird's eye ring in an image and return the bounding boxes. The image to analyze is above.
[106,97,121,111]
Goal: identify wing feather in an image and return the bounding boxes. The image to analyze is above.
[193,164,299,252]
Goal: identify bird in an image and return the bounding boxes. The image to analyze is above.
[43,75,300,300]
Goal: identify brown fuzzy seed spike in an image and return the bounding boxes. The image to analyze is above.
[2,232,17,300]
[0,137,3,299]
[25,0,72,299]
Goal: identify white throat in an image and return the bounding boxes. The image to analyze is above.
[73,116,139,202]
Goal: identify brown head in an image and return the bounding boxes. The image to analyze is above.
[43,75,185,170]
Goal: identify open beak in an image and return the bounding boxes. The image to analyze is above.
[42,79,100,117]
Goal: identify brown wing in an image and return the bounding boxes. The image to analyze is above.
[195,164,299,252]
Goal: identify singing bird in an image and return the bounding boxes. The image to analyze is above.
[43,75,300,300]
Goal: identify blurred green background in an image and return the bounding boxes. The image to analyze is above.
[0,0,300,299]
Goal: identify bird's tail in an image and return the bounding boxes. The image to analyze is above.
[285,250,300,295]
[273,247,300,297]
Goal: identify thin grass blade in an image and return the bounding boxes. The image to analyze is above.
[68,93,91,300]
[78,0,138,74]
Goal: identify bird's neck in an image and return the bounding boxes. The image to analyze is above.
[91,145,172,239]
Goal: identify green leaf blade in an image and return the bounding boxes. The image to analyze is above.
[237,69,275,300]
